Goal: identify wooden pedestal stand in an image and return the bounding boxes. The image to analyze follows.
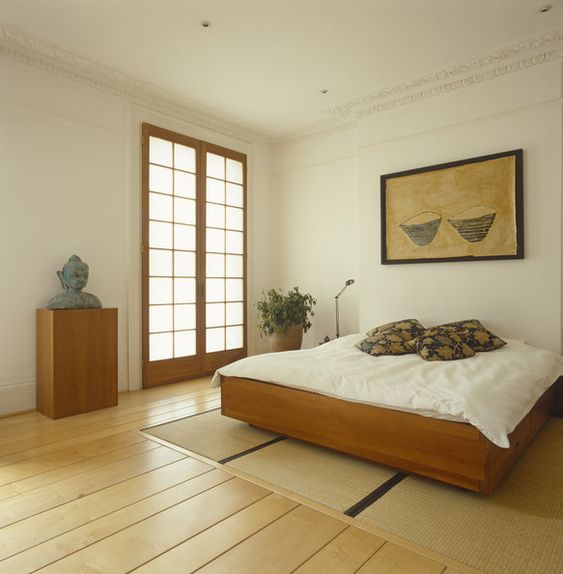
[36,308,118,419]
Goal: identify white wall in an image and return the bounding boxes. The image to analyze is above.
[359,63,562,353]
[2,51,561,416]
[271,130,359,347]
[273,61,563,354]
[0,56,273,413]
[0,57,129,414]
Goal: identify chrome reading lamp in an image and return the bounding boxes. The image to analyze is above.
[335,279,355,338]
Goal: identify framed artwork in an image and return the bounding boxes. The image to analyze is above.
[381,149,523,264]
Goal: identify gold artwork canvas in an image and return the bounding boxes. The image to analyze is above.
[381,150,523,264]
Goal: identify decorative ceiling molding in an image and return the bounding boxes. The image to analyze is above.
[354,47,563,119]
[0,23,272,144]
[276,119,358,146]
[329,27,563,119]
[280,27,563,145]
[1,22,562,146]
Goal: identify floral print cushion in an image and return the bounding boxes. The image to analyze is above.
[408,327,475,361]
[439,319,506,352]
[366,319,425,341]
[356,331,413,356]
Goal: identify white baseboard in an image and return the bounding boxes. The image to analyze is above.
[118,368,129,392]
[0,368,129,417]
[0,379,36,416]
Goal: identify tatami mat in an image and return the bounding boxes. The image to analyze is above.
[143,409,563,574]
[144,409,395,512]
[358,418,563,574]
[228,438,396,512]
[143,409,280,461]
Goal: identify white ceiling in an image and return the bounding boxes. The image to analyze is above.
[1,0,563,140]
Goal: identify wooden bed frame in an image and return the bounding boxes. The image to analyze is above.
[221,376,558,493]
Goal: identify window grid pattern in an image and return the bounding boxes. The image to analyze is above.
[148,136,198,361]
[206,152,245,353]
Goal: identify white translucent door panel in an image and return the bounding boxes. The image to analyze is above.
[226,159,244,184]
[226,207,243,231]
[174,251,195,277]
[174,198,196,225]
[174,278,196,304]
[150,137,173,166]
[207,178,225,203]
[148,134,198,364]
[206,254,224,277]
[226,231,243,254]
[206,279,225,302]
[174,224,196,250]
[226,255,243,278]
[144,126,246,386]
[150,193,173,221]
[226,183,243,207]
[174,171,196,198]
[149,165,173,194]
[175,330,196,358]
[206,328,225,353]
[207,228,225,253]
[174,143,196,173]
[149,222,172,249]
[149,250,172,276]
[150,332,173,361]
[226,279,243,301]
[207,153,225,179]
[174,304,196,330]
[149,278,172,304]
[207,203,225,228]
[226,326,243,350]
[226,302,243,326]
[205,150,245,353]
[206,303,225,328]
[149,305,173,333]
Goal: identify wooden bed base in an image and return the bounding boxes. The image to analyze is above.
[221,376,558,493]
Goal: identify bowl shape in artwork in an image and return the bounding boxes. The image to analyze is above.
[447,205,496,243]
[399,211,442,247]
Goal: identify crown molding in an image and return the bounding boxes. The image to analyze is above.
[0,22,273,145]
[2,23,562,147]
[276,119,358,146]
[279,27,563,145]
[329,27,563,120]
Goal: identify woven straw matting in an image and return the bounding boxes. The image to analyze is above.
[144,410,563,574]
[229,439,396,512]
[359,418,563,574]
[143,409,279,461]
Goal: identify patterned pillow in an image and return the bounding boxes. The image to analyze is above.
[439,320,506,352]
[356,331,413,356]
[366,319,425,341]
[408,327,475,361]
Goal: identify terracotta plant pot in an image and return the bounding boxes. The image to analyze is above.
[268,324,304,352]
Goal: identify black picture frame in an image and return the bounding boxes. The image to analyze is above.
[380,149,523,264]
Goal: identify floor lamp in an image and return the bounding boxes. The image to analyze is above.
[335,279,355,338]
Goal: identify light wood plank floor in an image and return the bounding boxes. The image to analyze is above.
[0,378,482,573]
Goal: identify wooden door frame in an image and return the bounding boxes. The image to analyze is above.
[201,141,248,375]
[141,123,248,388]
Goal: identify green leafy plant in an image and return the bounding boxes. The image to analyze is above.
[256,287,316,336]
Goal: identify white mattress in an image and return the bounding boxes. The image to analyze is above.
[212,334,563,448]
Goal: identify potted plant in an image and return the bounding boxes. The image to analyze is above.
[256,287,316,352]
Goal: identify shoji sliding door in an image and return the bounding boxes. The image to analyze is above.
[141,124,247,388]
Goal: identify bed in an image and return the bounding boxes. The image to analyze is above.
[212,335,562,493]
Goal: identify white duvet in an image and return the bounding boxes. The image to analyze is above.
[212,334,563,448]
